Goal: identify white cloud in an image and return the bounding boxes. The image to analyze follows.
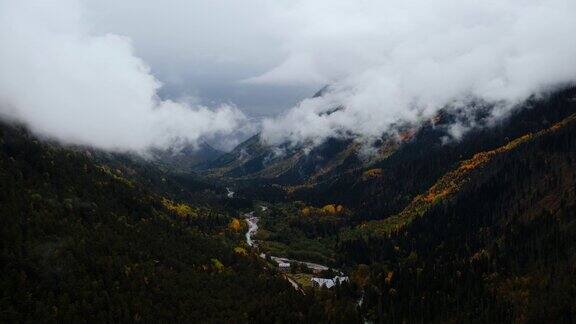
[261,0,576,145]
[1,0,575,152]
[241,53,327,86]
[0,0,248,152]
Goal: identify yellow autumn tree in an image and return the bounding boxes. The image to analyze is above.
[322,204,337,214]
[361,168,383,180]
[161,198,195,218]
[228,218,242,232]
[234,246,247,256]
[321,204,344,214]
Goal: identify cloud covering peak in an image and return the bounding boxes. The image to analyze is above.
[261,0,576,145]
[0,0,575,152]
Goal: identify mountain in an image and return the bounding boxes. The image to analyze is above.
[202,86,576,322]
[204,87,576,209]
[340,110,576,322]
[3,85,576,322]
[151,140,224,173]
[204,134,366,185]
[202,87,400,187]
[0,122,347,322]
[290,87,576,220]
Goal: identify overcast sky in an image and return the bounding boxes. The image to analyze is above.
[83,0,320,118]
[0,0,575,152]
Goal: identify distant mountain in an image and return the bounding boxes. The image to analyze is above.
[151,140,224,173]
[205,87,576,216]
[203,133,368,185]
[201,86,401,186]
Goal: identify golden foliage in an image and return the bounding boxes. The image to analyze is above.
[398,128,416,142]
[234,246,247,256]
[321,204,344,214]
[360,114,576,252]
[228,218,242,232]
[361,168,383,181]
[96,165,134,188]
[351,264,370,288]
[470,249,490,264]
[422,133,536,204]
[161,198,196,218]
[302,204,345,216]
[322,204,337,214]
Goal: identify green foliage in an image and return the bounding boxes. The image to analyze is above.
[255,202,347,265]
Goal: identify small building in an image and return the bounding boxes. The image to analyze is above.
[278,261,291,272]
[311,276,349,289]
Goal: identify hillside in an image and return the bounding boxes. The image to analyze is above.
[203,134,366,186]
[288,87,576,220]
[2,87,574,322]
[339,111,576,322]
[196,86,576,322]
[204,88,576,222]
[0,122,348,322]
[201,87,399,187]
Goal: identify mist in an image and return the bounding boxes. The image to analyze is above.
[1,0,575,152]
[0,1,249,152]
[261,0,576,146]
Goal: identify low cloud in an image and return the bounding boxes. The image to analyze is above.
[0,0,248,152]
[1,0,575,153]
[261,0,576,146]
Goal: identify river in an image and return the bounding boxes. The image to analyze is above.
[244,209,368,321]
[244,211,344,284]
[245,211,258,247]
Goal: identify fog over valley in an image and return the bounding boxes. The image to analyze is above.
[3,1,576,322]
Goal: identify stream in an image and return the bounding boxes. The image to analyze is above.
[245,211,258,247]
[244,209,368,321]
[244,210,343,286]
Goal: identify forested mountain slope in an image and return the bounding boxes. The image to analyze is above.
[205,88,576,224]
[204,133,365,186]
[0,123,333,322]
[290,87,576,220]
[3,86,574,323]
[340,112,576,322]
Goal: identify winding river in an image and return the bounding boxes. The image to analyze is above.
[244,210,342,286]
[244,209,367,321]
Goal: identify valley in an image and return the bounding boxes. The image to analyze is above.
[4,1,576,322]
[242,207,346,291]
[199,86,576,322]
[1,86,576,322]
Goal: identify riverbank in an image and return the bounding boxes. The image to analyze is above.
[244,210,348,290]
